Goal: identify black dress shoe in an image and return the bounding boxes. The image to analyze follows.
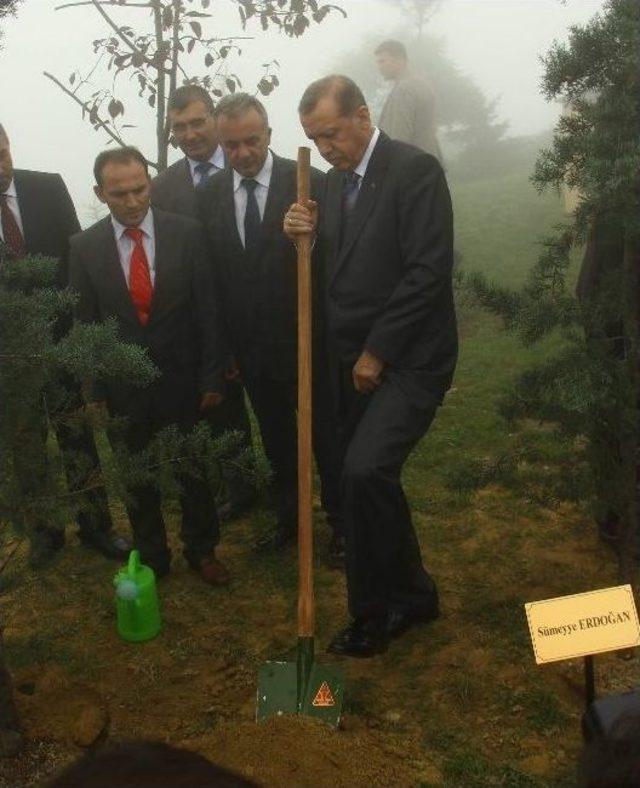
[327,617,389,658]
[252,526,295,552]
[327,533,346,568]
[387,586,440,639]
[79,531,132,560]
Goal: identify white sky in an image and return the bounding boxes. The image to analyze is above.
[1,0,604,225]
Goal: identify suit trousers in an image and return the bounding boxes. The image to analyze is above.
[201,378,255,508]
[338,366,438,619]
[242,372,343,533]
[112,418,219,572]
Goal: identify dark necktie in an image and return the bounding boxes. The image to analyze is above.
[194,161,215,191]
[242,178,261,252]
[340,170,360,246]
[1,193,25,258]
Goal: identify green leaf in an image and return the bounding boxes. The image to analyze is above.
[190,21,202,38]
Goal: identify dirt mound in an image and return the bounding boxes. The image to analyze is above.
[184,715,436,787]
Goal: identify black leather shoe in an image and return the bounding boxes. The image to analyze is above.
[252,526,295,552]
[327,617,389,658]
[327,533,346,568]
[387,589,440,639]
[79,531,132,560]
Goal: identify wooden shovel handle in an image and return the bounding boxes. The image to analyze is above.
[297,147,314,638]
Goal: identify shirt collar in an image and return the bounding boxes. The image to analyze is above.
[188,145,225,180]
[353,127,380,181]
[3,178,18,198]
[111,207,154,241]
[233,149,273,193]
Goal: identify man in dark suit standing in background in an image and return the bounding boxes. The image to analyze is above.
[285,76,457,656]
[151,85,255,523]
[200,93,343,557]
[0,122,128,566]
[69,147,229,584]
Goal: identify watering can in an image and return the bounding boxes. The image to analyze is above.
[114,550,161,642]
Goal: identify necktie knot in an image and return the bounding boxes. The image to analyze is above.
[242,178,258,194]
[345,171,360,187]
[195,161,215,190]
[125,227,144,245]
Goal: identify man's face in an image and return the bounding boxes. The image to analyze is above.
[301,95,372,172]
[217,108,271,178]
[169,100,218,161]
[95,159,151,227]
[0,135,14,193]
[376,52,405,80]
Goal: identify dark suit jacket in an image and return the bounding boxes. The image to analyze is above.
[199,152,325,381]
[11,168,81,284]
[150,158,200,219]
[319,131,457,403]
[68,208,224,423]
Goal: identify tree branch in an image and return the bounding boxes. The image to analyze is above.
[43,70,127,149]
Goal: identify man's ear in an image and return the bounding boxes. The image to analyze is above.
[267,127,273,145]
[94,184,106,204]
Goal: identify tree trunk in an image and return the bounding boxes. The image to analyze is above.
[0,625,22,758]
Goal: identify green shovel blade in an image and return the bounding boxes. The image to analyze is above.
[257,660,344,727]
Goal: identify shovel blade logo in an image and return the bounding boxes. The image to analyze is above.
[312,681,336,707]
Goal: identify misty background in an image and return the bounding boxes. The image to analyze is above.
[1,0,604,226]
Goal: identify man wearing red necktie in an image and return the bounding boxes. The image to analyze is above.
[0,122,129,567]
[69,146,228,584]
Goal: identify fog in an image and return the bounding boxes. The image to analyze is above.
[1,0,604,225]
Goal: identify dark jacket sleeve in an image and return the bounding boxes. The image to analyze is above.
[68,236,108,402]
[364,155,454,365]
[54,174,81,284]
[190,226,225,393]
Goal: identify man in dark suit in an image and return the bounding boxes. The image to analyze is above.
[285,75,457,656]
[151,85,255,522]
[69,146,229,584]
[200,93,343,555]
[0,122,128,566]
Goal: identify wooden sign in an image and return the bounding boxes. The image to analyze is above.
[525,585,640,665]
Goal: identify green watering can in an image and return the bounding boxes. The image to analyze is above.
[114,550,161,642]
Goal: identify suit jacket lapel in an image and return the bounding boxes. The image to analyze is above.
[97,217,139,326]
[222,168,244,256]
[13,170,39,251]
[258,153,287,245]
[148,208,178,325]
[331,134,392,285]
[179,158,199,216]
[324,171,343,284]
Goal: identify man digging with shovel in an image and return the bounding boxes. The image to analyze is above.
[284,75,457,658]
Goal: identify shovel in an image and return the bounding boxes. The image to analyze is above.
[256,147,344,727]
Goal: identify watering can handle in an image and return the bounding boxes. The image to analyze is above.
[128,549,140,576]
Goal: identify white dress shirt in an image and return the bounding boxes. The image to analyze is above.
[188,145,225,187]
[0,179,24,241]
[111,208,156,286]
[352,127,380,191]
[233,150,273,248]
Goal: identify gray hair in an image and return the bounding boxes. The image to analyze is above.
[213,92,269,127]
[0,124,8,143]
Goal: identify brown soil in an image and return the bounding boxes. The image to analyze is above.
[0,491,637,787]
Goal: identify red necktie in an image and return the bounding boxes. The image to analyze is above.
[125,227,153,326]
[1,194,25,258]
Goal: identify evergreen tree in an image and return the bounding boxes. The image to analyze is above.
[465,0,639,590]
